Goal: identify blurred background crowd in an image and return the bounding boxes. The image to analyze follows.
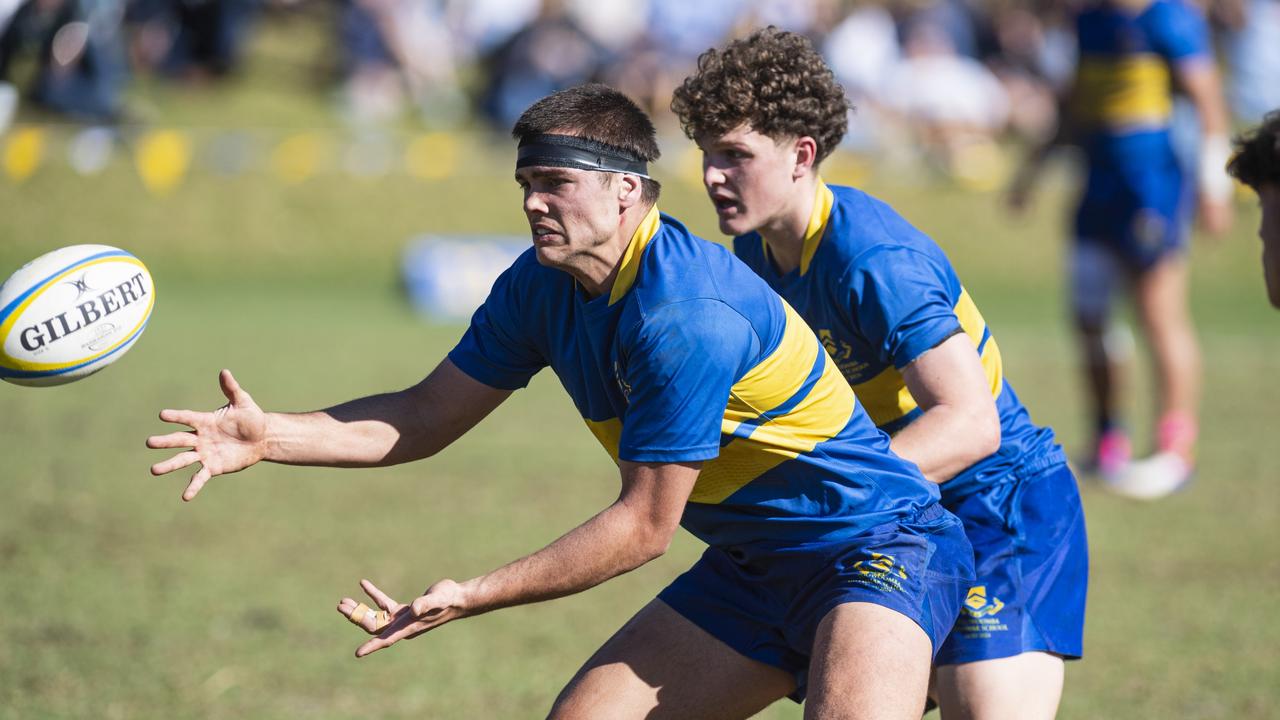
[1,0,1277,179]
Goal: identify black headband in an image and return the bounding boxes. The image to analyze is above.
[516,134,650,178]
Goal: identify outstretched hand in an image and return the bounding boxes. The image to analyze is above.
[147,369,268,501]
[337,578,468,658]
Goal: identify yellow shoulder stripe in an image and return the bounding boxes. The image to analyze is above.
[609,205,662,305]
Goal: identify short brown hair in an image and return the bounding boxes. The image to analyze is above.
[671,27,849,164]
[1227,111,1280,191]
[512,83,661,205]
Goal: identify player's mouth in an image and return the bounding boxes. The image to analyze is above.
[711,196,741,216]
[532,225,564,245]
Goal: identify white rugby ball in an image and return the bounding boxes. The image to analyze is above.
[0,244,155,387]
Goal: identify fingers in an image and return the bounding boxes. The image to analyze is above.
[158,408,204,428]
[355,617,431,658]
[219,369,250,405]
[150,451,201,477]
[360,579,401,613]
[337,598,392,634]
[411,595,450,620]
[182,466,212,502]
[147,431,197,450]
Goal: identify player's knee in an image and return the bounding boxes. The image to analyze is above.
[935,654,1064,720]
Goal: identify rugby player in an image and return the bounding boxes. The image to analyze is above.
[1009,0,1234,492]
[672,28,1087,719]
[148,84,974,719]
[1226,110,1280,308]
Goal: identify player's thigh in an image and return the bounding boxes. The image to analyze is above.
[549,598,795,720]
[1069,241,1126,333]
[1133,253,1191,332]
[803,601,933,720]
[934,651,1064,720]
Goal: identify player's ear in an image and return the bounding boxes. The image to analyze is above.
[793,136,818,179]
[618,173,643,209]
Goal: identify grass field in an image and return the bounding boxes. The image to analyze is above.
[2,18,1278,719]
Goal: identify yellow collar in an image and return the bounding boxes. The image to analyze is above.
[762,179,833,276]
[609,205,662,305]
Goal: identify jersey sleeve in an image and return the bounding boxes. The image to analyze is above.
[616,300,757,463]
[1150,1,1211,62]
[447,263,547,390]
[843,246,963,369]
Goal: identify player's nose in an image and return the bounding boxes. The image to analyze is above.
[523,190,549,216]
[703,162,726,189]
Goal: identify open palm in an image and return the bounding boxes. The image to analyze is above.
[147,369,267,501]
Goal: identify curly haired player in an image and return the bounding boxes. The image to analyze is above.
[1227,110,1280,308]
[673,27,1087,719]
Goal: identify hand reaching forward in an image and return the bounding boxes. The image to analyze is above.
[147,369,268,501]
[338,578,468,658]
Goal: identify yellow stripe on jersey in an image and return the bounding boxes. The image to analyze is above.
[585,418,622,464]
[954,288,1004,397]
[609,205,663,306]
[760,180,835,277]
[1073,55,1172,129]
[800,181,835,276]
[694,301,854,504]
[849,288,1004,427]
[580,302,855,506]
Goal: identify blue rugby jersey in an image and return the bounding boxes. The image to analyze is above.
[448,206,939,547]
[1072,0,1211,155]
[734,183,1064,500]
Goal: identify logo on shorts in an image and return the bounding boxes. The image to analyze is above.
[849,553,909,593]
[849,553,909,594]
[1132,209,1167,252]
[962,585,1005,618]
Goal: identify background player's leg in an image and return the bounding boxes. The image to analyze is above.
[549,599,795,720]
[934,652,1064,720]
[1134,255,1200,463]
[803,602,933,720]
[1070,242,1130,472]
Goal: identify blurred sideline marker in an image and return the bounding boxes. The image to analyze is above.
[135,129,193,195]
[4,127,45,182]
[344,133,393,179]
[403,234,525,320]
[272,132,327,184]
[68,127,115,176]
[405,132,459,181]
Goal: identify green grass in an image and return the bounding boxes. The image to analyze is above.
[2,17,1279,719]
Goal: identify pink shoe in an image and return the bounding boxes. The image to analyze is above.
[1101,451,1194,500]
[1157,411,1198,467]
[1092,429,1132,478]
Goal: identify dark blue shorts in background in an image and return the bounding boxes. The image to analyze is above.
[935,463,1089,666]
[1075,146,1190,272]
[658,503,974,701]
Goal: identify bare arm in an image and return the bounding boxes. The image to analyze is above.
[1176,57,1234,236]
[264,359,510,467]
[890,333,1001,484]
[341,460,699,657]
[1007,79,1076,213]
[147,359,511,500]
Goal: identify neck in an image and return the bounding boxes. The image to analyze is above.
[572,204,651,298]
[759,174,821,275]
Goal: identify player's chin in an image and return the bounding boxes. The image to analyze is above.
[717,212,751,237]
[532,244,567,268]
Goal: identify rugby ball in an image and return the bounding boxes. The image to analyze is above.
[0,245,155,387]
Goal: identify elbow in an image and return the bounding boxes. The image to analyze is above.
[632,525,674,566]
[973,407,1002,460]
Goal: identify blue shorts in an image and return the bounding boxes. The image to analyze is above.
[1075,141,1190,271]
[935,463,1089,666]
[658,503,974,701]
